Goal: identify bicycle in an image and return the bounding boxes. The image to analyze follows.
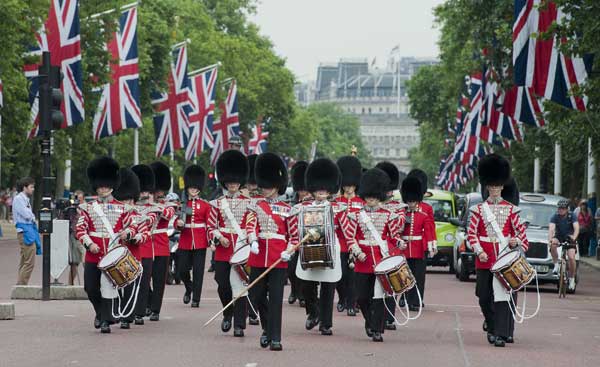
[557,241,578,298]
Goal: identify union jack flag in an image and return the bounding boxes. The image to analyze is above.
[185,66,218,160]
[92,6,141,141]
[500,85,545,127]
[481,67,524,143]
[24,0,84,138]
[210,80,240,166]
[513,0,589,111]
[152,44,192,157]
[247,118,269,154]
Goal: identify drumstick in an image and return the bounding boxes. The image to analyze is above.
[203,230,319,327]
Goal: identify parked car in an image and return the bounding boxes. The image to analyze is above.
[451,192,482,281]
[423,189,460,271]
[519,193,579,292]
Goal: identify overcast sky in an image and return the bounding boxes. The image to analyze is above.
[250,0,445,81]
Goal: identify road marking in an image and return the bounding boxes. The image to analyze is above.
[436,310,445,313]
[63,314,75,317]
[245,363,257,367]
[454,312,471,367]
[551,333,562,336]
[569,316,579,320]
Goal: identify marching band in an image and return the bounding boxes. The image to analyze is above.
[77,150,533,350]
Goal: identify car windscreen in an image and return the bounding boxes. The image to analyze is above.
[519,202,555,229]
[423,199,454,222]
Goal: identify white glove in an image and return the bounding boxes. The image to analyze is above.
[280,251,291,262]
[250,241,259,255]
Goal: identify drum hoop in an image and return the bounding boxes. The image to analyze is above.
[374,255,405,273]
[230,245,250,265]
[98,246,128,269]
[491,250,520,272]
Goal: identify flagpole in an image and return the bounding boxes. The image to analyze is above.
[189,62,222,77]
[172,39,191,50]
[554,143,561,195]
[133,128,139,165]
[65,138,72,195]
[220,77,234,86]
[533,146,540,193]
[88,1,139,19]
[169,151,174,194]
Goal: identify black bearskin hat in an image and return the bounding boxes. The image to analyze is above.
[306,158,340,194]
[247,154,258,185]
[113,168,140,202]
[375,161,399,191]
[255,152,288,195]
[291,161,308,192]
[216,150,248,187]
[337,155,362,189]
[131,164,155,193]
[478,153,511,187]
[358,168,390,202]
[482,177,520,206]
[150,161,171,193]
[184,165,206,190]
[87,156,120,191]
[407,168,428,195]
[401,176,424,203]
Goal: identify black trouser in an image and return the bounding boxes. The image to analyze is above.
[354,273,384,333]
[150,256,169,314]
[214,260,247,328]
[249,267,286,343]
[578,231,590,256]
[84,262,112,324]
[287,252,303,300]
[135,258,153,317]
[406,258,426,307]
[336,252,355,309]
[476,269,515,339]
[178,248,207,303]
[303,281,335,329]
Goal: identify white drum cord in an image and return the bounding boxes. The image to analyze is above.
[111,269,143,319]
[382,285,423,327]
[508,270,541,323]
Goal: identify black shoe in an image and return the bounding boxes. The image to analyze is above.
[270,341,283,351]
[260,331,270,348]
[408,305,419,312]
[145,308,151,317]
[365,321,374,338]
[319,326,333,335]
[207,265,215,273]
[149,313,159,321]
[336,303,345,312]
[506,336,514,344]
[494,337,505,347]
[120,321,130,329]
[288,294,297,304]
[94,317,101,329]
[134,316,144,325]
[347,308,356,317]
[305,316,319,330]
[385,321,397,331]
[100,321,111,334]
[487,333,496,344]
[183,292,191,305]
[299,299,306,308]
[372,332,383,342]
[191,301,199,308]
[482,320,488,332]
[234,327,244,337]
[249,316,259,325]
[221,318,232,332]
[399,298,406,307]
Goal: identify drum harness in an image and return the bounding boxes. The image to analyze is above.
[359,210,422,326]
[482,202,540,323]
[221,197,260,322]
[93,202,142,320]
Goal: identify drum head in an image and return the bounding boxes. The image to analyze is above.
[230,245,250,264]
[374,255,405,273]
[98,246,127,267]
[491,250,519,271]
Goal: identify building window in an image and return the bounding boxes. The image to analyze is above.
[362,107,365,114]
[368,107,372,114]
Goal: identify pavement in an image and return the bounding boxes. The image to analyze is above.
[0,238,599,367]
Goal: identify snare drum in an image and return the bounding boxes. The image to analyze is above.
[374,255,415,296]
[97,246,142,288]
[491,250,535,292]
[230,245,251,285]
[300,242,334,270]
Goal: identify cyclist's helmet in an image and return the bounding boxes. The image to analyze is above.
[557,199,569,209]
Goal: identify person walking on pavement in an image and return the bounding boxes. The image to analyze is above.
[14,177,41,285]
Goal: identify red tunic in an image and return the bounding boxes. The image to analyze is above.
[245,198,292,269]
[333,196,365,253]
[151,199,177,257]
[420,201,437,248]
[466,199,529,270]
[178,197,211,250]
[133,202,160,259]
[398,205,433,259]
[75,197,137,264]
[340,206,402,274]
[207,192,251,262]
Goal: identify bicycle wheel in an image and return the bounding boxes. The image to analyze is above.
[558,259,567,298]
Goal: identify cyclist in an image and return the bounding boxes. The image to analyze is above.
[549,199,579,291]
